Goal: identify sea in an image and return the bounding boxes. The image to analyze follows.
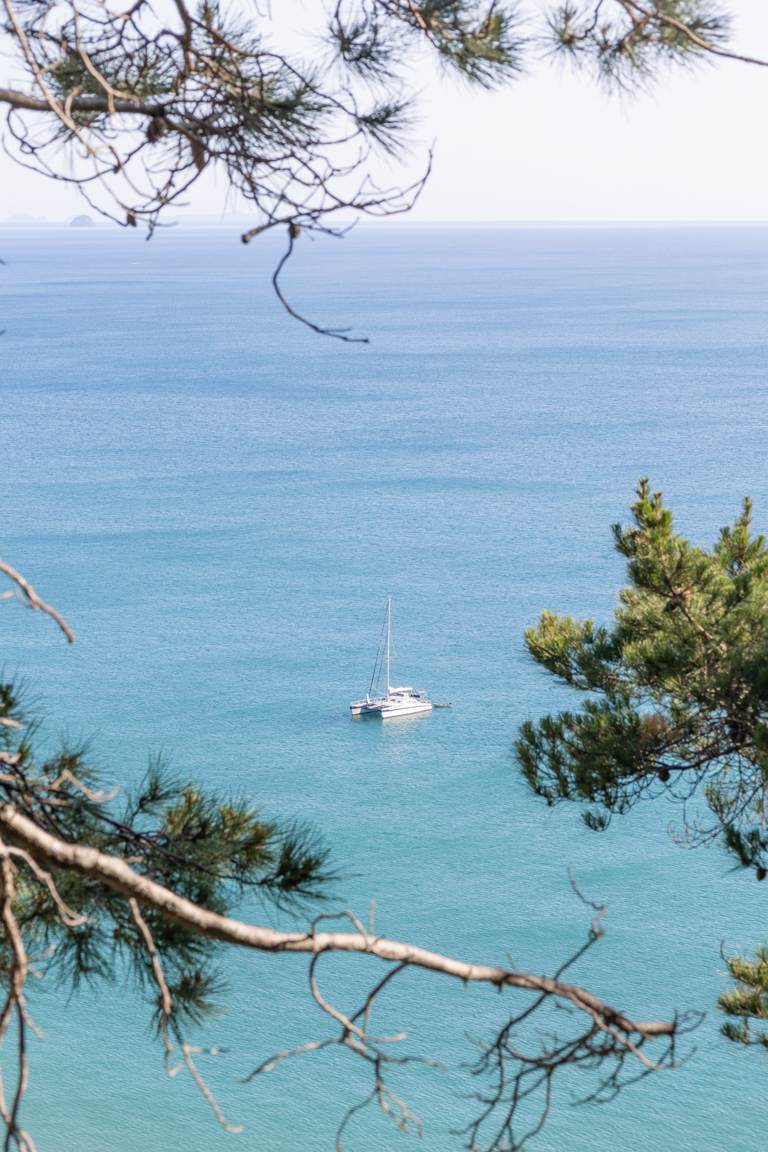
[1,223,767,1151]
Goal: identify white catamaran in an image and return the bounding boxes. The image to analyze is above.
[350,597,434,719]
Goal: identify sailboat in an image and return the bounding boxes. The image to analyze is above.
[350,597,434,719]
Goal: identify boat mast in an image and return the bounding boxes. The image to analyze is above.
[386,595,392,693]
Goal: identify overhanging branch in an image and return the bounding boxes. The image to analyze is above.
[0,803,674,1038]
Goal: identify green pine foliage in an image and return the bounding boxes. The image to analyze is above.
[0,682,334,1028]
[518,480,768,856]
[546,1,731,88]
[720,947,768,1047]
[1,1,737,238]
[517,480,768,1047]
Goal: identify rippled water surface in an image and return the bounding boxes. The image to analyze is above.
[2,224,768,1150]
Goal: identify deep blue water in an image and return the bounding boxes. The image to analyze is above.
[1,224,768,1150]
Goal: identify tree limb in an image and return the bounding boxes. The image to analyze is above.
[0,86,165,117]
[0,562,74,643]
[0,803,674,1038]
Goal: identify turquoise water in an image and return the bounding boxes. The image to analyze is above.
[2,224,768,1149]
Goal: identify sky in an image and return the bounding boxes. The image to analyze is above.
[1,1,767,223]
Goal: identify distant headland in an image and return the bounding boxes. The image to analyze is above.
[0,213,100,227]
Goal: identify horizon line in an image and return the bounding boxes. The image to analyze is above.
[3,216,768,229]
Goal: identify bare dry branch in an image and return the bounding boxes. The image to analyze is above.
[0,562,74,644]
[0,843,36,1152]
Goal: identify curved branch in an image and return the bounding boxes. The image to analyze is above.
[621,1,768,68]
[0,803,674,1039]
[271,225,369,345]
[0,562,74,643]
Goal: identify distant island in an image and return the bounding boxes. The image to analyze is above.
[69,214,95,228]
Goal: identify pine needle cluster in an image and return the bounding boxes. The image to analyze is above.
[518,480,768,1048]
[0,682,334,1029]
[0,1,735,235]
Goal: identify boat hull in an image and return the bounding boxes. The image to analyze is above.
[350,699,433,719]
[380,701,433,719]
[350,698,387,716]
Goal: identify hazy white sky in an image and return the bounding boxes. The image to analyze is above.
[1,1,767,222]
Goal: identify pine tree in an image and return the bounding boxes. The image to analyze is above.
[518,480,768,1049]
